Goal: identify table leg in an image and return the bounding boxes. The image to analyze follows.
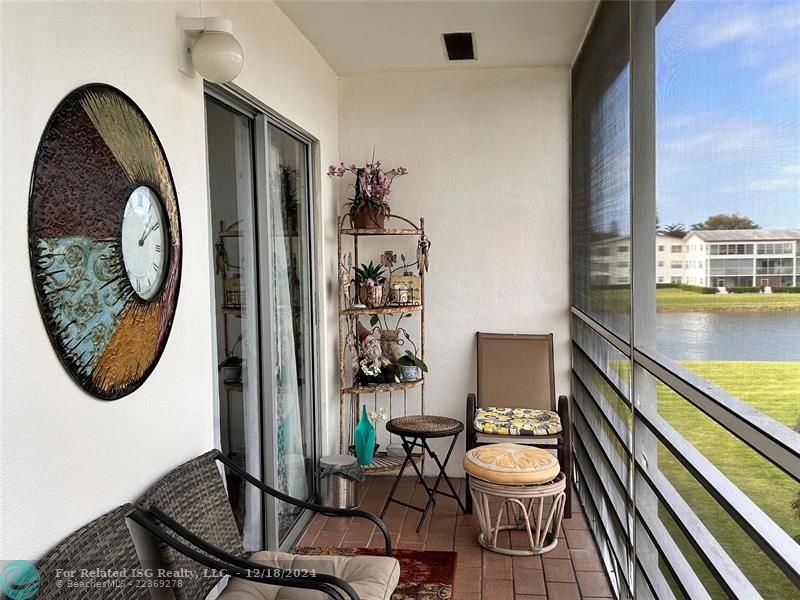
[432,434,467,514]
[415,432,465,531]
[379,435,415,519]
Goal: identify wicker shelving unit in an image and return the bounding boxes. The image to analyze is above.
[338,213,427,473]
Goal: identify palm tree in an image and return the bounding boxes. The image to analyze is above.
[658,223,687,238]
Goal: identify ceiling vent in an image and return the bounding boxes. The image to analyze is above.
[443,32,475,61]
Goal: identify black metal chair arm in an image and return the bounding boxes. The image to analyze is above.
[129,508,358,600]
[466,393,477,429]
[557,394,570,421]
[215,451,393,557]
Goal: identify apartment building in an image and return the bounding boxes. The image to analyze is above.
[684,229,800,288]
[656,233,686,284]
[591,229,800,288]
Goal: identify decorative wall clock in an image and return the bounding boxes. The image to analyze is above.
[28,84,182,400]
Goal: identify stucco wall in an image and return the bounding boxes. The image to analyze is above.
[0,0,338,559]
[338,68,571,475]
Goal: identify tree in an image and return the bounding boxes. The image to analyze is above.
[691,214,760,231]
[659,223,687,237]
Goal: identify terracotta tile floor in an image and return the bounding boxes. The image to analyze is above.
[295,476,613,599]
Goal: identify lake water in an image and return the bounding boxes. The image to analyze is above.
[656,312,800,361]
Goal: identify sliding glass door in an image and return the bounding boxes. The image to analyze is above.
[206,90,318,551]
[263,122,316,543]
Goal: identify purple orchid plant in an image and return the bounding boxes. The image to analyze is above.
[327,159,408,216]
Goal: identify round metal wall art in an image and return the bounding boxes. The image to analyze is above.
[28,84,182,400]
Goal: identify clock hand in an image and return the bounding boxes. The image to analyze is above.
[138,216,154,245]
[140,220,160,243]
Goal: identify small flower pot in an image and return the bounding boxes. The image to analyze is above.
[220,357,242,383]
[379,329,403,363]
[360,284,384,308]
[397,364,421,382]
[352,205,386,229]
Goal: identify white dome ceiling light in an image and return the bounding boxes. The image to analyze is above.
[177,16,244,84]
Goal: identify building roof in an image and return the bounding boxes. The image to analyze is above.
[686,229,800,242]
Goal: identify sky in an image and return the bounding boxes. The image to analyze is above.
[656,0,800,229]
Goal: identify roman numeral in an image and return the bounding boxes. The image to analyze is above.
[135,279,141,292]
[152,263,159,272]
[155,244,161,252]
[152,222,160,230]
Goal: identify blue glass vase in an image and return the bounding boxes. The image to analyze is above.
[354,405,376,466]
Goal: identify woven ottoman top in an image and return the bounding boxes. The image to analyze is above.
[386,415,463,438]
[463,443,560,485]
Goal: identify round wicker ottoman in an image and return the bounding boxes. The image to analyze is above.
[464,443,566,556]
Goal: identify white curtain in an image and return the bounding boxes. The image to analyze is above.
[269,140,308,532]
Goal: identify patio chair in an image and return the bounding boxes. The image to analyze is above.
[28,503,345,600]
[132,449,399,600]
[465,332,573,518]
[26,505,151,600]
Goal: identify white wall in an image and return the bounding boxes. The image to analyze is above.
[0,0,338,559]
[338,68,571,475]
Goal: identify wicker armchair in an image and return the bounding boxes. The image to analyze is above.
[465,333,573,518]
[27,505,150,600]
[132,450,398,600]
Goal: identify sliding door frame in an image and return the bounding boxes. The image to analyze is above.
[205,83,323,552]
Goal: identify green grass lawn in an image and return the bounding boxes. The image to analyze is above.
[658,361,800,599]
[590,288,800,313]
[657,288,800,312]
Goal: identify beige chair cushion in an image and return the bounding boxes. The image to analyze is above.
[463,442,560,484]
[219,551,400,600]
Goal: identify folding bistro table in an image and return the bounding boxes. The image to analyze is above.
[380,415,467,531]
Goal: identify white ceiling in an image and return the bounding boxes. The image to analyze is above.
[276,1,598,76]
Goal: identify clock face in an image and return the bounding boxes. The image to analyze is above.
[122,186,169,300]
[28,84,182,400]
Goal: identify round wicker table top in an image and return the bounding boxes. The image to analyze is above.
[386,415,464,438]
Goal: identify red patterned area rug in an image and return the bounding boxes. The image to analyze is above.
[294,547,457,599]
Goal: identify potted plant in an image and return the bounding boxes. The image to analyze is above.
[354,261,386,308]
[219,335,243,383]
[369,311,414,363]
[357,358,384,387]
[396,350,428,382]
[219,355,242,383]
[356,357,397,386]
[328,159,408,229]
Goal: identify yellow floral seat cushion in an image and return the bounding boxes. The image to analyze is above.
[463,443,560,485]
[474,407,562,436]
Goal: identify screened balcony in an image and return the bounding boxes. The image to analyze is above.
[1,1,798,599]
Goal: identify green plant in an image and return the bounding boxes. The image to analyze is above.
[354,261,386,284]
[729,286,760,293]
[397,350,428,373]
[676,283,718,294]
[772,287,800,293]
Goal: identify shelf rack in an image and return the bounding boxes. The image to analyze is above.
[338,213,426,474]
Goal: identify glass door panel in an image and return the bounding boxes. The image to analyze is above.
[265,123,315,542]
[205,97,263,551]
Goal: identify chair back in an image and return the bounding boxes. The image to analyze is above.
[33,504,150,600]
[477,332,556,411]
[137,450,245,600]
